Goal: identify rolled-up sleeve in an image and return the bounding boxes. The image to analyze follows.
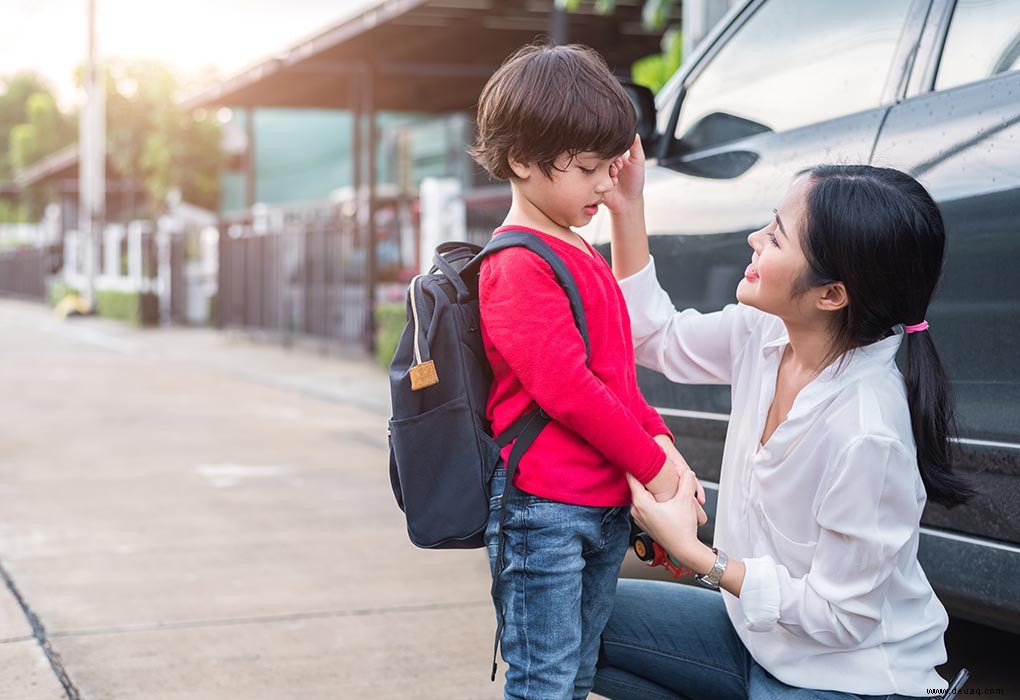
[617,257,756,384]
[735,436,921,646]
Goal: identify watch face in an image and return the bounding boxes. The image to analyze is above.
[695,575,720,590]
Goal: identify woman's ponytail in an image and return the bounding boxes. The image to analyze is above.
[804,165,976,509]
[904,329,975,508]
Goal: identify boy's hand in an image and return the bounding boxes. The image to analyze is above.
[654,434,707,508]
[604,134,646,215]
[644,458,680,502]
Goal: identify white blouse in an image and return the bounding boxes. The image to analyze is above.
[620,258,949,696]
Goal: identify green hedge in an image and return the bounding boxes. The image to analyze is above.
[374,302,406,367]
[95,289,159,326]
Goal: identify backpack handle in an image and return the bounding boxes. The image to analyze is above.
[431,242,480,300]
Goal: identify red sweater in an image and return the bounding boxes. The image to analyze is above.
[479,225,670,507]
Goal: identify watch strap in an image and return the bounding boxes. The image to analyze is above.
[695,547,728,589]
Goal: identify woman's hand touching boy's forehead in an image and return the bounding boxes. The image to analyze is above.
[604,134,646,214]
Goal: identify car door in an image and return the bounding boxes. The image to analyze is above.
[585,0,930,484]
[867,0,1020,632]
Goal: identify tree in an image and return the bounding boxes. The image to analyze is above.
[1,75,76,220]
[0,72,59,181]
[9,92,77,172]
[102,60,223,213]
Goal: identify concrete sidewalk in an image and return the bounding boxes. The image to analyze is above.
[0,298,508,699]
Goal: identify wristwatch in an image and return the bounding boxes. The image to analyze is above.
[695,547,728,589]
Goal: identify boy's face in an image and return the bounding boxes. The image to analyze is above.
[509,151,619,231]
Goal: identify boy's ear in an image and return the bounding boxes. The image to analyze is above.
[816,281,849,312]
[507,153,532,181]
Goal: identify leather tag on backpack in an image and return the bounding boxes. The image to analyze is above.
[410,360,439,391]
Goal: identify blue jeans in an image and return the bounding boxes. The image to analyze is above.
[594,579,925,700]
[486,469,632,700]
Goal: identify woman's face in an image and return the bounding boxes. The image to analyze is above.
[736,177,814,319]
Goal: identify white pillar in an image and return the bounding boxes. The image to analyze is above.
[419,177,465,274]
[103,224,124,278]
[127,220,148,285]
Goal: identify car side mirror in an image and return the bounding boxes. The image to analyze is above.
[620,81,659,154]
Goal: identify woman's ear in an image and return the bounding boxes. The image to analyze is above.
[816,281,849,312]
[507,153,532,181]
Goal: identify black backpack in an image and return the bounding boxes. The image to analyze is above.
[387,230,590,549]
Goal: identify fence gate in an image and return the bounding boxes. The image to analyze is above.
[217,203,370,349]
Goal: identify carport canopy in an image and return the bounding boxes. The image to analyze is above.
[182,0,679,354]
[182,0,678,112]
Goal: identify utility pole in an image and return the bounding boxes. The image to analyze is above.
[80,0,105,309]
[550,3,568,46]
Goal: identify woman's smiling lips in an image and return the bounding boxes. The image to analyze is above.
[744,263,759,281]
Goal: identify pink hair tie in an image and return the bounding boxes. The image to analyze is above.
[904,321,929,334]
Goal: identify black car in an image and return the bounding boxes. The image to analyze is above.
[584,0,1020,633]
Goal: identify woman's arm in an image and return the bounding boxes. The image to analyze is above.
[620,261,754,385]
[606,134,652,280]
[606,136,758,384]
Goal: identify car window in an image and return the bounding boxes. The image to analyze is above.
[934,0,1020,91]
[673,0,913,149]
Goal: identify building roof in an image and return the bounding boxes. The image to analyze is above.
[182,0,677,112]
[14,145,80,189]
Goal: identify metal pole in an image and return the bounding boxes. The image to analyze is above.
[364,65,378,355]
[80,0,105,309]
[245,108,256,208]
[550,4,569,46]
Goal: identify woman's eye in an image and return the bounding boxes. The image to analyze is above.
[767,232,779,247]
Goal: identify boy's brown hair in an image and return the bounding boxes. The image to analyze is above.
[469,43,637,180]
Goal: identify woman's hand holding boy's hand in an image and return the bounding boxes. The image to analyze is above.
[628,469,707,567]
[644,439,707,525]
[654,434,707,507]
[605,134,646,216]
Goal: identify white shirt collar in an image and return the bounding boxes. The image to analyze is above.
[763,321,904,419]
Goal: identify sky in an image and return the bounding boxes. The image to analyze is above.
[0,0,380,108]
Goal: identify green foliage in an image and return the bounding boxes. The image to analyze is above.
[642,0,676,31]
[95,289,159,326]
[631,28,683,94]
[9,92,76,172]
[374,302,406,368]
[47,280,79,307]
[0,199,29,223]
[561,0,683,94]
[0,73,75,218]
[0,72,55,181]
[103,60,224,213]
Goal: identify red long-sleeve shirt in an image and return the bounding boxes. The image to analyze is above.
[479,225,670,507]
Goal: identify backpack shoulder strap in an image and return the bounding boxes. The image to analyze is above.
[462,230,591,363]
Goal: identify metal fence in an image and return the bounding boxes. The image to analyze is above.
[0,245,56,301]
[217,202,376,350]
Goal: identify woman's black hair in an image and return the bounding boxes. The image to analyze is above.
[801,164,975,508]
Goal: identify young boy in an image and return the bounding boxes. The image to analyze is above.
[470,44,699,698]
